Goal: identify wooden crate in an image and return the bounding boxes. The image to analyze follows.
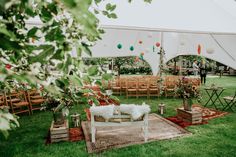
[50,120,69,143]
[177,108,202,124]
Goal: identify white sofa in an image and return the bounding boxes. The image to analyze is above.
[90,104,150,143]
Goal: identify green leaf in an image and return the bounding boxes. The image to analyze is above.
[29,45,55,64]
[110,4,116,11]
[45,27,65,42]
[109,13,117,19]
[47,2,58,15]
[94,9,99,14]
[102,73,113,80]
[81,43,92,56]
[51,49,64,60]
[25,7,35,16]
[0,25,16,39]
[95,80,102,86]
[106,3,116,11]
[82,75,91,84]
[94,0,101,5]
[106,3,112,11]
[88,66,98,76]
[55,79,66,89]
[61,0,77,8]
[40,6,53,22]
[62,56,72,74]
[102,10,109,16]
[69,75,83,87]
[27,27,38,38]
[0,36,21,51]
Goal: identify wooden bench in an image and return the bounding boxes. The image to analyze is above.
[90,112,149,143]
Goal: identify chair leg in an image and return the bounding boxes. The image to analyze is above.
[223,99,232,111]
[227,101,236,112]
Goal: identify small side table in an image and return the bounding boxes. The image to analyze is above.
[177,107,202,124]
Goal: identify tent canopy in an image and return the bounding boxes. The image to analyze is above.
[90,0,236,75]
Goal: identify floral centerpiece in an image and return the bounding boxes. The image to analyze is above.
[175,77,201,111]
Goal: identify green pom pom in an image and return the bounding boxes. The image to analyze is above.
[130,46,134,51]
[117,44,122,49]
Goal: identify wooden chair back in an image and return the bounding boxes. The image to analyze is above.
[7,90,30,115]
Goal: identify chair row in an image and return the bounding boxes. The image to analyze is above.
[106,76,201,98]
[0,89,45,115]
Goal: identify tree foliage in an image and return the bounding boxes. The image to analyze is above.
[0,0,151,137]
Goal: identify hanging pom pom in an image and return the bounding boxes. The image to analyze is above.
[130,46,134,51]
[155,42,160,47]
[5,64,11,69]
[135,56,140,62]
[117,44,122,49]
[197,44,201,55]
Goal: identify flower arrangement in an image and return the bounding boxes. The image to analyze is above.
[175,77,201,110]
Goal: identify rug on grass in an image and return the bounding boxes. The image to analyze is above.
[45,127,84,145]
[192,104,228,120]
[82,113,191,153]
[166,105,229,128]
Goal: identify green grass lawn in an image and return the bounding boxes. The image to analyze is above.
[1,76,236,157]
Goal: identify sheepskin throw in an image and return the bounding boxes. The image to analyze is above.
[90,105,115,120]
[119,104,151,120]
[90,104,150,120]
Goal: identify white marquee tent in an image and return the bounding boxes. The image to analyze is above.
[90,0,236,75]
[26,0,236,75]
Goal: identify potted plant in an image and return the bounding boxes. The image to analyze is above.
[45,98,69,126]
[175,77,201,111]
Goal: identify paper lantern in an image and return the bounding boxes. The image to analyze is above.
[135,56,140,62]
[206,48,214,54]
[139,40,143,44]
[156,42,161,47]
[117,44,122,49]
[5,64,11,69]
[130,46,134,51]
[197,44,201,55]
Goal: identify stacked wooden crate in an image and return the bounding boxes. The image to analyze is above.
[177,108,202,124]
[50,120,69,143]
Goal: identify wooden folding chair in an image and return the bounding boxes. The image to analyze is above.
[148,78,160,98]
[0,92,7,108]
[223,91,236,111]
[27,89,45,114]
[163,80,176,97]
[7,91,31,115]
[111,78,121,95]
[126,79,138,99]
[120,78,127,95]
[137,79,149,98]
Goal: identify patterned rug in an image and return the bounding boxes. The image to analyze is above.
[166,105,228,128]
[82,114,191,153]
[192,104,228,120]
